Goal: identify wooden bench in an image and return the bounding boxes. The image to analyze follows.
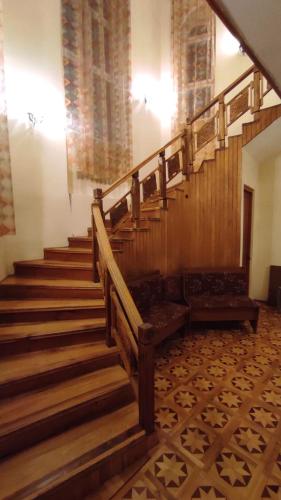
[183,267,260,332]
[128,273,190,345]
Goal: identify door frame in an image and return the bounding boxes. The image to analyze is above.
[243,184,254,292]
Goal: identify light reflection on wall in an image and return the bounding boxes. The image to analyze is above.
[131,71,177,129]
[5,68,66,141]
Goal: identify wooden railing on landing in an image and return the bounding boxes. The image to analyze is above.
[92,202,155,434]
[93,64,274,233]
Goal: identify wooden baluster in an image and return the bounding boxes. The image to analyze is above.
[159,151,167,210]
[131,171,140,228]
[94,188,104,220]
[91,202,99,283]
[218,94,226,148]
[252,68,262,117]
[182,121,193,179]
[138,323,155,434]
[105,268,114,346]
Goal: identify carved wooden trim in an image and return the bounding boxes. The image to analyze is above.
[228,85,250,125]
[110,197,129,227]
[195,116,216,152]
[142,172,157,201]
[167,152,181,181]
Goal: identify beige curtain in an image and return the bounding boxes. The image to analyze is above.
[0,1,14,237]
[172,0,215,130]
[62,0,132,192]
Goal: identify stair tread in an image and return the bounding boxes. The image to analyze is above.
[0,276,101,289]
[0,342,117,386]
[45,247,92,254]
[0,318,106,341]
[0,298,105,313]
[0,365,128,437]
[15,259,92,269]
[0,402,140,499]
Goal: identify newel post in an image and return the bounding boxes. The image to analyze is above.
[131,171,140,228]
[218,94,226,148]
[91,202,99,283]
[159,151,167,210]
[94,188,104,220]
[138,323,155,434]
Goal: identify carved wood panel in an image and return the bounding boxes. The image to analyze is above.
[116,308,137,376]
[167,152,180,181]
[142,172,157,201]
[196,116,216,151]
[228,86,249,125]
[110,197,128,227]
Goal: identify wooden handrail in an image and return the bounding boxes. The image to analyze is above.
[102,132,183,198]
[92,202,143,336]
[190,64,255,124]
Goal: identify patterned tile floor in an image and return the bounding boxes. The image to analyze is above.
[109,305,281,499]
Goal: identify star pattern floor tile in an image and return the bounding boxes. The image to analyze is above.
[110,305,281,500]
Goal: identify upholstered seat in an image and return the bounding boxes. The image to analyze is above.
[184,268,260,332]
[128,274,189,344]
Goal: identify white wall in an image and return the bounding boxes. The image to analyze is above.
[0,0,71,278]
[242,120,281,300]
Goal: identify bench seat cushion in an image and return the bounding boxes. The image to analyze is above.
[142,301,188,331]
[188,295,259,309]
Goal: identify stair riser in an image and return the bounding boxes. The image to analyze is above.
[0,328,106,357]
[14,265,93,281]
[0,384,134,459]
[32,432,156,500]
[68,239,92,249]
[0,352,120,399]
[44,250,93,263]
[0,307,105,324]
[0,286,103,300]
[68,239,124,251]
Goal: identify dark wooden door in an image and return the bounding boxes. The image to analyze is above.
[243,186,253,290]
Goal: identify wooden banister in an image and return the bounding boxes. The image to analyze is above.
[102,132,183,198]
[101,64,261,223]
[190,64,255,124]
[92,202,143,336]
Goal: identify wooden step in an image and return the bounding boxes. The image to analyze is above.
[0,402,152,500]
[68,236,127,251]
[0,342,119,398]
[0,276,103,300]
[0,298,105,323]
[68,236,92,248]
[0,318,106,356]
[44,247,93,263]
[14,259,93,280]
[140,206,161,212]
[0,365,134,458]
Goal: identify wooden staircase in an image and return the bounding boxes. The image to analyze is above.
[0,241,154,498]
[0,65,280,499]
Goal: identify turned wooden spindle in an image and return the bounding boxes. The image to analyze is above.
[182,122,193,179]
[91,203,99,283]
[252,68,262,117]
[218,94,226,149]
[159,150,167,210]
[131,171,140,228]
